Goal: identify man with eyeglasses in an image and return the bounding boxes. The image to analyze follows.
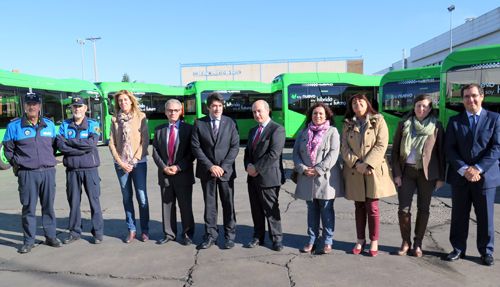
[445,83,500,266]
[152,99,195,245]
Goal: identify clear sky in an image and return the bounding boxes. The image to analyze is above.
[2,0,499,86]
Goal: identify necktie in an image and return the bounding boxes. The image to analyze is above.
[212,119,218,140]
[252,125,263,150]
[471,115,477,135]
[168,124,175,165]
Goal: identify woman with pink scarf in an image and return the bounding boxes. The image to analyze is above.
[293,103,344,254]
[109,90,150,243]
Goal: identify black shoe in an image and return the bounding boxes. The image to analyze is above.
[46,237,62,248]
[481,254,494,266]
[199,237,216,249]
[273,242,283,252]
[156,236,174,245]
[62,234,80,244]
[19,244,34,254]
[225,239,235,249]
[247,238,264,248]
[94,235,103,244]
[183,237,193,246]
[447,250,465,261]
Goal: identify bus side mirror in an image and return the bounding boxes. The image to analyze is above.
[105,98,114,115]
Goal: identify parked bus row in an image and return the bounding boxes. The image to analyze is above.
[2,43,500,169]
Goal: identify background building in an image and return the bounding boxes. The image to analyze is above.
[179,57,363,86]
[374,6,500,75]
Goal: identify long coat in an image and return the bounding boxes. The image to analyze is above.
[341,114,396,202]
[293,126,344,201]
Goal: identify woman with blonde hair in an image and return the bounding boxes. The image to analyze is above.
[109,90,150,243]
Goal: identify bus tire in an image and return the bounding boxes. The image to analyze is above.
[0,143,12,170]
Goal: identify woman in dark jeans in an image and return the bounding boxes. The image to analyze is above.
[391,94,445,257]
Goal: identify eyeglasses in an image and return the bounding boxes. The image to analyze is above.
[166,109,181,113]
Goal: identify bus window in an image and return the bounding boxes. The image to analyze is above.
[42,90,65,125]
[273,90,283,111]
[287,84,347,116]
[0,86,18,129]
[446,65,500,114]
[184,93,196,115]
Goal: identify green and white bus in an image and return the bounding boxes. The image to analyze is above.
[380,66,441,143]
[271,73,382,138]
[95,82,184,141]
[0,68,105,170]
[440,44,500,127]
[183,81,273,140]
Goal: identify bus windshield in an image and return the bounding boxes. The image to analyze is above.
[287,83,378,117]
[446,63,500,114]
[200,90,272,119]
[382,79,440,118]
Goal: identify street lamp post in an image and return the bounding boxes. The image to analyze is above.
[86,37,102,82]
[448,5,455,53]
[76,39,85,80]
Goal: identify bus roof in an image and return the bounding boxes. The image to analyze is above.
[272,73,382,86]
[441,44,500,72]
[185,81,271,92]
[380,66,441,86]
[96,82,184,96]
[0,68,100,93]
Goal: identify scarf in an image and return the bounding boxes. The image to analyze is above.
[306,120,330,166]
[118,110,135,163]
[401,116,436,170]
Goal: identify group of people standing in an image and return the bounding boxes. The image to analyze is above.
[291,83,498,267]
[2,84,498,267]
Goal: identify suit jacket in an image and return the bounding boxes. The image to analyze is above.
[391,119,446,181]
[152,121,195,187]
[445,109,500,188]
[191,115,239,182]
[243,120,286,188]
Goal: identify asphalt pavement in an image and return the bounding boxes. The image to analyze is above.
[0,145,499,286]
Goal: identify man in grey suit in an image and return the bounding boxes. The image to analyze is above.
[152,99,195,246]
[244,100,286,251]
[192,93,240,249]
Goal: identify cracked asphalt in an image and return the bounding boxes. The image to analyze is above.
[0,145,499,286]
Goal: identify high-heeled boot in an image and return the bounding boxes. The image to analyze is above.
[413,213,429,257]
[397,213,411,255]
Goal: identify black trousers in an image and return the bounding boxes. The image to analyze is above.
[450,183,496,255]
[18,169,57,244]
[161,184,195,240]
[201,178,236,241]
[66,169,104,237]
[247,177,283,243]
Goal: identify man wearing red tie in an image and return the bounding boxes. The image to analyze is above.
[244,100,286,251]
[152,99,195,246]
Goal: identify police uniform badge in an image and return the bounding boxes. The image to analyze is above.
[24,130,31,136]
[68,130,74,137]
[94,126,101,134]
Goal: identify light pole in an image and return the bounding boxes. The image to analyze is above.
[448,5,455,53]
[86,37,101,82]
[76,39,85,80]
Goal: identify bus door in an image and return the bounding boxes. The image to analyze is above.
[89,97,104,143]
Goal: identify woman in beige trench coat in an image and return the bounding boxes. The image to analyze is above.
[341,93,396,256]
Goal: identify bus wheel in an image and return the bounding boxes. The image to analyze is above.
[0,143,12,170]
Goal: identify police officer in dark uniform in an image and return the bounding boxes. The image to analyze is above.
[56,96,104,245]
[2,93,62,254]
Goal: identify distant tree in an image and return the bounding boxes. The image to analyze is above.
[122,73,130,82]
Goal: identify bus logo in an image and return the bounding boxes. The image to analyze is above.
[291,94,297,99]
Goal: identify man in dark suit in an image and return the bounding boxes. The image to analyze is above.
[152,99,195,246]
[244,100,286,252]
[192,93,239,249]
[444,83,500,266]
